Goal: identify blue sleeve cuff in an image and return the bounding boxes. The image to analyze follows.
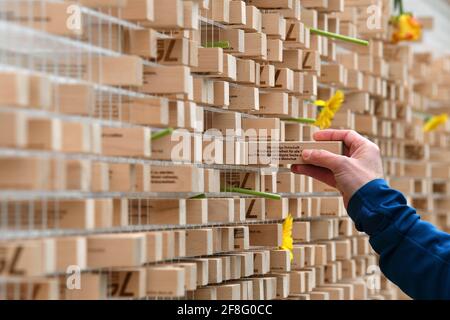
[347,179,393,236]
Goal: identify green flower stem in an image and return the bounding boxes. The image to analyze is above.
[203,41,230,49]
[190,194,207,199]
[413,110,433,120]
[151,128,174,141]
[398,0,404,15]
[286,117,317,124]
[310,27,369,46]
[222,187,281,200]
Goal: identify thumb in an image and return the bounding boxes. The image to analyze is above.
[301,149,348,172]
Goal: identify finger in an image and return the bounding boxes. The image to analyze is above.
[313,130,366,154]
[343,144,350,157]
[301,149,348,172]
[291,164,337,187]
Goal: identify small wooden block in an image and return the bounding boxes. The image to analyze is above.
[192,48,224,74]
[141,0,183,29]
[142,66,192,95]
[0,111,27,148]
[249,224,282,247]
[208,199,234,223]
[0,158,51,190]
[27,118,61,151]
[62,273,107,300]
[107,268,147,298]
[145,232,163,263]
[186,229,213,256]
[270,249,291,272]
[87,233,146,268]
[90,55,144,86]
[125,29,158,59]
[101,127,151,157]
[156,38,189,66]
[262,12,286,39]
[54,83,95,116]
[293,221,311,242]
[150,165,204,192]
[0,239,55,276]
[146,266,185,297]
[229,86,259,111]
[258,92,289,115]
[233,226,250,250]
[0,2,83,36]
[247,141,343,165]
[229,0,246,25]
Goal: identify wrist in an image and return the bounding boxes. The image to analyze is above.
[338,171,383,208]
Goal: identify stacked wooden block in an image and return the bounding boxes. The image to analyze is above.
[0,0,448,300]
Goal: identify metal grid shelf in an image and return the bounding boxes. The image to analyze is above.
[0,63,157,101]
[0,19,122,58]
[0,214,343,241]
[0,27,160,75]
[0,190,340,201]
[0,63,276,123]
[0,0,167,58]
[0,105,160,130]
[0,147,269,173]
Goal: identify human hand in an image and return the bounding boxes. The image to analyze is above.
[291,129,384,207]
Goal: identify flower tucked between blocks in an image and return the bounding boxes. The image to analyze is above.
[314,90,345,130]
[423,114,448,132]
[280,214,294,261]
[391,13,422,43]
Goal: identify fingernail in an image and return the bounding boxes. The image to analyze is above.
[291,165,299,172]
[302,149,312,160]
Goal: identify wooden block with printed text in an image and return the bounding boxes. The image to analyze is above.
[247,141,343,165]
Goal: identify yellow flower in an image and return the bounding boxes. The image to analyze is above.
[423,114,448,132]
[314,90,345,130]
[280,214,294,261]
[392,14,422,43]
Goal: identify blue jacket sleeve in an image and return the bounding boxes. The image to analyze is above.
[347,179,450,300]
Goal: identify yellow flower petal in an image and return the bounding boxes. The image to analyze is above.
[280,214,294,261]
[392,14,422,43]
[314,90,345,129]
[327,90,345,112]
[314,100,326,107]
[423,114,448,132]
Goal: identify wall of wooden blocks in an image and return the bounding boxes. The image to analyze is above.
[0,0,449,300]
